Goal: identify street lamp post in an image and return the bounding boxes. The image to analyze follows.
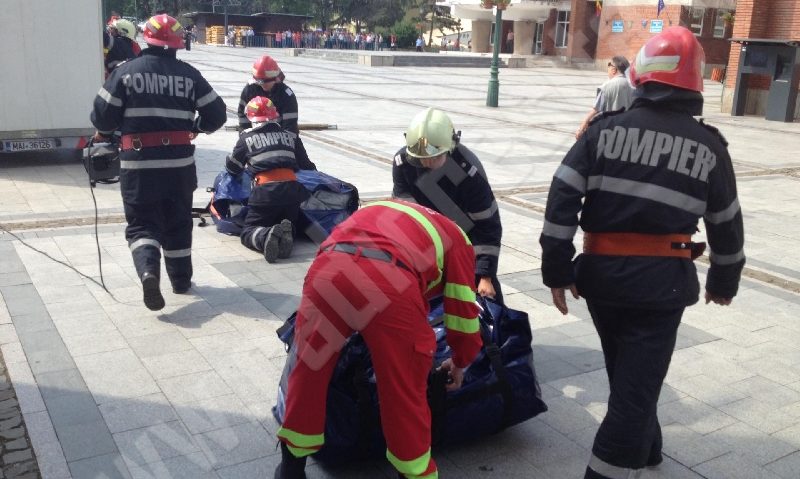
[486,6,503,107]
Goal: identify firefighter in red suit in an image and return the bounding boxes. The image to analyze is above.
[274,200,483,479]
[539,27,745,478]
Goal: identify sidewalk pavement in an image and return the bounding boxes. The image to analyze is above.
[1,45,800,479]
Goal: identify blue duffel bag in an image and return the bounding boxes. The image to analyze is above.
[272,296,548,466]
[201,169,358,239]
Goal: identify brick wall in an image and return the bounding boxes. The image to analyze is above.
[543,8,557,56]
[595,5,682,65]
[567,0,599,60]
[595,4,733,75]
[725,0,800,91]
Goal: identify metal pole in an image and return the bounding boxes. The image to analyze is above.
[486,7,503,107]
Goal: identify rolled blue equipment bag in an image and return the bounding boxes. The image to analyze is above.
[201,169,358,239]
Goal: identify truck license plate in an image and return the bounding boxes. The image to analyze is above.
[3,139,56,152]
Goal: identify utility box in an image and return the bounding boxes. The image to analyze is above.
[730,38,800,122]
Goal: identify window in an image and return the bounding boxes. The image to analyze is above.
[690,7,704,36]
[556,10,570,48]
[714,9,731,38]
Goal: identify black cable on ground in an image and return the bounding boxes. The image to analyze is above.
[0,181,124,305]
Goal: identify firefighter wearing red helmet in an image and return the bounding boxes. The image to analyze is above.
[237,55,296,132]
[91,13,227,311]
[539,26,744,479]
[237,56,314,171]
[225,96,316,263]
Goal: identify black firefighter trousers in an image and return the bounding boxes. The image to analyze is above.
[124,192,193,288]
[584,302,684,479]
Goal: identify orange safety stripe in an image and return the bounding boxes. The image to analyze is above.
[253,168,297,185]
[583,232,692,258]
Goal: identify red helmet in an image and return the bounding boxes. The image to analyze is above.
[245,96,280,123]
[143,14,185,49]
[628,26,705,93]
[252,55,281,83]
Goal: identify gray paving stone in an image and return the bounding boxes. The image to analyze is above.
[35,367,89,403]
[215,456,278,479]
[156,370,233,405]
[706,421,798,465]
[765,450,800,479]
[99,393,179,434]
[30,437,70,479]
[127,452,219,479]
[57,419,117,461]
[11,312,56,334]
[114,421,200,469]
[126,331,195,359]
[173,394,253,435]
[0,272,31,287]
[693,452,785,479]
[196,421,274,469]
[44,392,104,429]
[140,348,213,380]
[68,452,132,479]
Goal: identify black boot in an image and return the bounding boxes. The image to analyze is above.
[171,278,192,294]
[273,442,307,479]
[263,227,280,263]
[141,272,165,311]
[277,219,294,259]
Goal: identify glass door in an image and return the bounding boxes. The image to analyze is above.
[534,23,543,54]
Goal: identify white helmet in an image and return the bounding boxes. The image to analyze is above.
[112,19,137,41]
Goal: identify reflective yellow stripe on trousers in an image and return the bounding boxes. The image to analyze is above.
[387,448,438,478]
[276,426,324,458]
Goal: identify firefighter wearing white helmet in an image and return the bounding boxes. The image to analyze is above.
[105,18,140,74]
[393,108,504,301]
[539,27,744,479]
[91,14,227,311]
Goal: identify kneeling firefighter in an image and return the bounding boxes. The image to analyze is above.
[225,96,316,263]
[539,27,745,478]
[275,200,483,479]
[91,14,227,310]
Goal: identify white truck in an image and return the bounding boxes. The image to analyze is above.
[0,0,104,154]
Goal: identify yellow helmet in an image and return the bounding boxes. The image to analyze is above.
[405,108,456,160]
[112,18,137,41]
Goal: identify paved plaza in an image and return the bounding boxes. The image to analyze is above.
[1,45,800,478]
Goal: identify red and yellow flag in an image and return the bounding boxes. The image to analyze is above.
[595,0,603,17]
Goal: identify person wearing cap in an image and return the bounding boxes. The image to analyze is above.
[392,108,504,302]
[274,200,482,479]
[225,96,314,263]
[91,14,227,311]
[575,55,634,139]
[539,27,744,478]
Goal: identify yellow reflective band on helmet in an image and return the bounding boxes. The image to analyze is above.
[276,426,324,452]
[171,21,182,32]
[149,17,161,29]
[444,283,474,303]
[443,313,479,334]
[387,448,435,477]
[364,201,443,291]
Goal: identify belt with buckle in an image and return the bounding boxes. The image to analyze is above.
[253,168,297,185]
[323,243,412,272]
[121,131,192,151]
[583,232,703,259]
